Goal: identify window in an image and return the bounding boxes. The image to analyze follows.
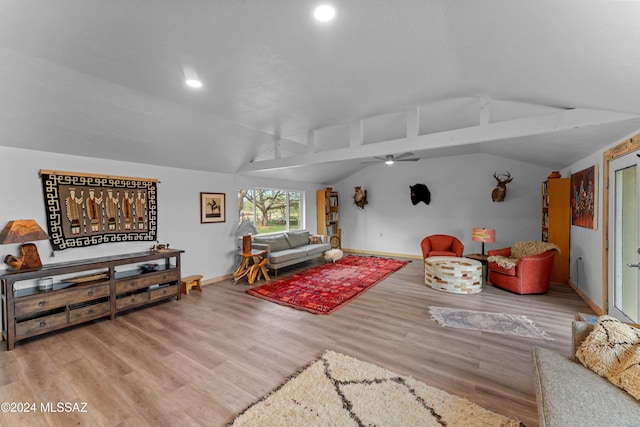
[238,188,304,234]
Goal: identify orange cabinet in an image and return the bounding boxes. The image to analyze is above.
[542,177,570,283]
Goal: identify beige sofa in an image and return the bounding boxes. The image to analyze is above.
[252,230,330,275]
[532,321,640,426]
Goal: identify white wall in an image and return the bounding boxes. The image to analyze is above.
[334,153,550,257]
[562,152,604,307]
[0,146,321,282]
[564,129,640,310]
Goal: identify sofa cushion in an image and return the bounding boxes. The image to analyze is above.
[302,243,331,256]
[270,248,307,264]
[429,235,454,252]
[532,346,640,426]
[285,231,310,248]
[576,315,640,399]
[253,235,290,252]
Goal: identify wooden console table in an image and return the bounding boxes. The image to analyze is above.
[0,249,183,350]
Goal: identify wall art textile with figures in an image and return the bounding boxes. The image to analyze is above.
[40,170,158,250]
[570,165,598,230]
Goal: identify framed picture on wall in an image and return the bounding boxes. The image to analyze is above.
[570,166,597,229]
[200,192,226,223]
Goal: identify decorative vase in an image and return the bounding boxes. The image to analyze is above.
[548,171,561,179]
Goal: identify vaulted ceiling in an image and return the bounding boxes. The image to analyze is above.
[2,1,640,184]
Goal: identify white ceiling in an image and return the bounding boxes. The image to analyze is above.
[2,1,640,184]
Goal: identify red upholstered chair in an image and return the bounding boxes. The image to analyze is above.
[420,235,464,259]
[487,246,556,294]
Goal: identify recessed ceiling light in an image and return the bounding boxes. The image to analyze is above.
[314,4,335,22]
[185,79,203,89]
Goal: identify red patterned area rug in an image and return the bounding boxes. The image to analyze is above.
[247,255,409,314]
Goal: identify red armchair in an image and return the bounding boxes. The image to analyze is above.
[421,235,464,259]
[487,246,556,294]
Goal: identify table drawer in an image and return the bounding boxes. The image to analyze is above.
[69,301,110,323]
[115,270,178,294]
[16,312,67,337]
[15,283,110,317]
[116,293,149,311]
[149,284,178,302]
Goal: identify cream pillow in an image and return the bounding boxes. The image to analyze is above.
[576,315,640,399]
[609,347,640,400]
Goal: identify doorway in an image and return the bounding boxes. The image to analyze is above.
[608,152,639,322]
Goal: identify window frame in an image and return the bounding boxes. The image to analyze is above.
[238,187,305,235]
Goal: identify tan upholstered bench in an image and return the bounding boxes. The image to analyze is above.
[181,275,203,295]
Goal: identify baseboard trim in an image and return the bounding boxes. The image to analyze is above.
[342,248,422,260]
[202,274,232,286]
[568,279,605,315]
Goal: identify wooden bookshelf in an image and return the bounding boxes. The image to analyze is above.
[317,188,341,248]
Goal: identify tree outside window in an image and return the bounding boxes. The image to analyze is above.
[238,188,304,234]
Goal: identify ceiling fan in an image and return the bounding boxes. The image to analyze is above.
[360,152,419,165]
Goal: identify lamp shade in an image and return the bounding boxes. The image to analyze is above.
[472,228,495,243]
[0,220,49,244]
[235,219,258,237]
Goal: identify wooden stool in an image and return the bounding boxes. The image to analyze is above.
[181,275,203,295]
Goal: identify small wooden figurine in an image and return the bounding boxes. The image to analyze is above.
[3,243,43,270]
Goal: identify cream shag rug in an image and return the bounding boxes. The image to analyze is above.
[227,350,523,426]
[429,306,552,341]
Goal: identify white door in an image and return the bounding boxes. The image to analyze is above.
[609,152,640,323]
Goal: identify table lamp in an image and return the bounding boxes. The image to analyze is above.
[0,219,50,270]
[235,219,258,254]
[472,228,495,255]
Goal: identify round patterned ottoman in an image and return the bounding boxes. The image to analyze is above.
[424,256,482,294]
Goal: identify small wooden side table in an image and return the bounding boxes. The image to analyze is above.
[233,249,270,285]
[465,253,489,284]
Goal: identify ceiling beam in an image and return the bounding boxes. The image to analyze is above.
[239,108,640,173]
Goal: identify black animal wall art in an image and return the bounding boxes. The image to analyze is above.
[410,183,431,205]
[353,186,368,209]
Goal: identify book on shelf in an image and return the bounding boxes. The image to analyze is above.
[541,181,549,194]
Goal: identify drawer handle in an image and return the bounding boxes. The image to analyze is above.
[39,321,46,327]
[38,301,46,307]
[162,275,167,280]
[162,290,167,295]
[87,309,94,314]
[87,291,94,296]
[130,297,136,303]
[129,281,137,287]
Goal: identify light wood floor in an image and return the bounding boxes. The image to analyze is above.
[0,257,593,426]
